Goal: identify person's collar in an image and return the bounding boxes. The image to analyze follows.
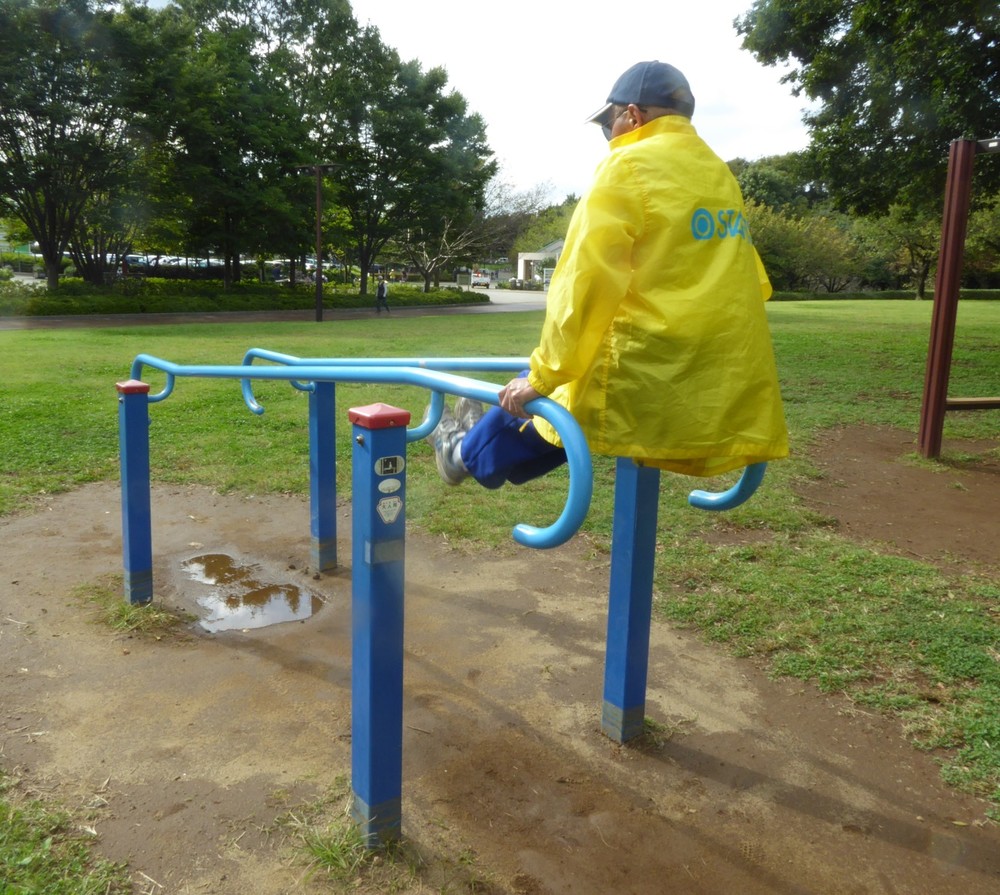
[608,112,694,149]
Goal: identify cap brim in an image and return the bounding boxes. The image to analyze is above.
[585,101,614,127]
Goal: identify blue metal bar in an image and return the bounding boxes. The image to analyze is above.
[117,380,153,604]
[126,355,592,550]
[237,350,529,426]
[309,381,337,571]
[602,458,660,742]
[350,404,409,846]
[687,462,768,511]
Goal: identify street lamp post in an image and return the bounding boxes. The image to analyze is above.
[295,162,339,322]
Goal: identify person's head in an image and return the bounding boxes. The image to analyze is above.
[587,60,695,141]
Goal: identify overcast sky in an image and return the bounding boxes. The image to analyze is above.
[349,0,812,201]
[145,1,812,201]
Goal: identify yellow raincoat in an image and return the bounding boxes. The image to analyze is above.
[528,114,788,477]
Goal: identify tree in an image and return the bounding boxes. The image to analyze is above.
[735,152,825,213]
[736,2,1000,215]
[513,196,578,256]
[0,1,154,288]
[836,206,942,297]
[964,192,1000,287]
[875,205,941,298]
[166,0,313,287]
[746,201,867,292]
[304,24,495,293]
[473,178,552,263]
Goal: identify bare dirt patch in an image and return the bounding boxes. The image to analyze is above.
[2,424,999,894]
[796,424,1000,573]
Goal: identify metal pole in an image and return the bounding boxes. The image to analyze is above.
[309,381,337,571]
[349,402,410,847]
[117,379,153,605]
[918,140,977,458]
[314,165,324,323]
[295,162,338,322]
[602,457,660,743]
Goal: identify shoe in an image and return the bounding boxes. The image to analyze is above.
[454,396,484,432]
[422,402,455,446]
[422,403,468,485]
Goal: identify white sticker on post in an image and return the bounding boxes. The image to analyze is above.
[376,495,403,525]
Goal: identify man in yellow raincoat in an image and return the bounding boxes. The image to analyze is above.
[429,60,788,487]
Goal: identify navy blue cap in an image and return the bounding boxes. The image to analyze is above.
[587,60,695,130]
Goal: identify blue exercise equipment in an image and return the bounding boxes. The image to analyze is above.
[118,349,766,845]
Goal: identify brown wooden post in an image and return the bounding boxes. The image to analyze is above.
[917,140,978,458]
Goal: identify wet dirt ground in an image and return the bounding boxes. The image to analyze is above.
[1,424,998,894]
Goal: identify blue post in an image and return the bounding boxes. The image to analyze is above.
[309,381,337,571]
[349,402,410,847]
[602,457,660,742]
[117,380,153,605]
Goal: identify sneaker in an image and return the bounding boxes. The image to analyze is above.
[454,396,484,432]
[434,433,468,485]
[422,402,456,446]
[422,403,469,484]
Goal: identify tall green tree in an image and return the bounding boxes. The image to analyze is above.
[307,25,496,293]
[168,1,313,286]
[0,1,159,288]
[399,85,497,290]
[737,1,1000,215]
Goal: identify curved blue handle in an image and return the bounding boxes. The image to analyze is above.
[408,391,445,443]
[688,462,767,511]
[511,396,592,549]
[130,355,175,403]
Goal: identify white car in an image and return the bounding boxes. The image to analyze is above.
[471,271,490,287]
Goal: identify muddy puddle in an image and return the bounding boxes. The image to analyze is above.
[180,552,324,633]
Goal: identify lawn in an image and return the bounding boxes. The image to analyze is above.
[0,299,998,891]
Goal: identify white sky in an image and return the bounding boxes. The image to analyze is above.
[350,0,812,201]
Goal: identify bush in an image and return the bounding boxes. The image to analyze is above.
[0,278,40,315]
[769,289,1000,302]
[3,277,488,317]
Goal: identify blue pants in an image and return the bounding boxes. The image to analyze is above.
[461,405,567,490]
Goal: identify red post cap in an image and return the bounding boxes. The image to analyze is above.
[348,402,412,429]
[116,380,151,394]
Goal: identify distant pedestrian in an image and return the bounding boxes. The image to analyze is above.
[375,275,390,314]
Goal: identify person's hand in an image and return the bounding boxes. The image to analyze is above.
[498,377,541,418]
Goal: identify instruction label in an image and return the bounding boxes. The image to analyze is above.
[376,496,403,525]
[375,455,404,476]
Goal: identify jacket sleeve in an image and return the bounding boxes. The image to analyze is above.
[527,157,640,396]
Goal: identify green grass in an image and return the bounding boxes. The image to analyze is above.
[278,778,497,893]
[0,772,131,894]
[0,298,998,882]
[73,575,193,634]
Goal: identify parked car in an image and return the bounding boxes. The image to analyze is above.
[471,270,490,287]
